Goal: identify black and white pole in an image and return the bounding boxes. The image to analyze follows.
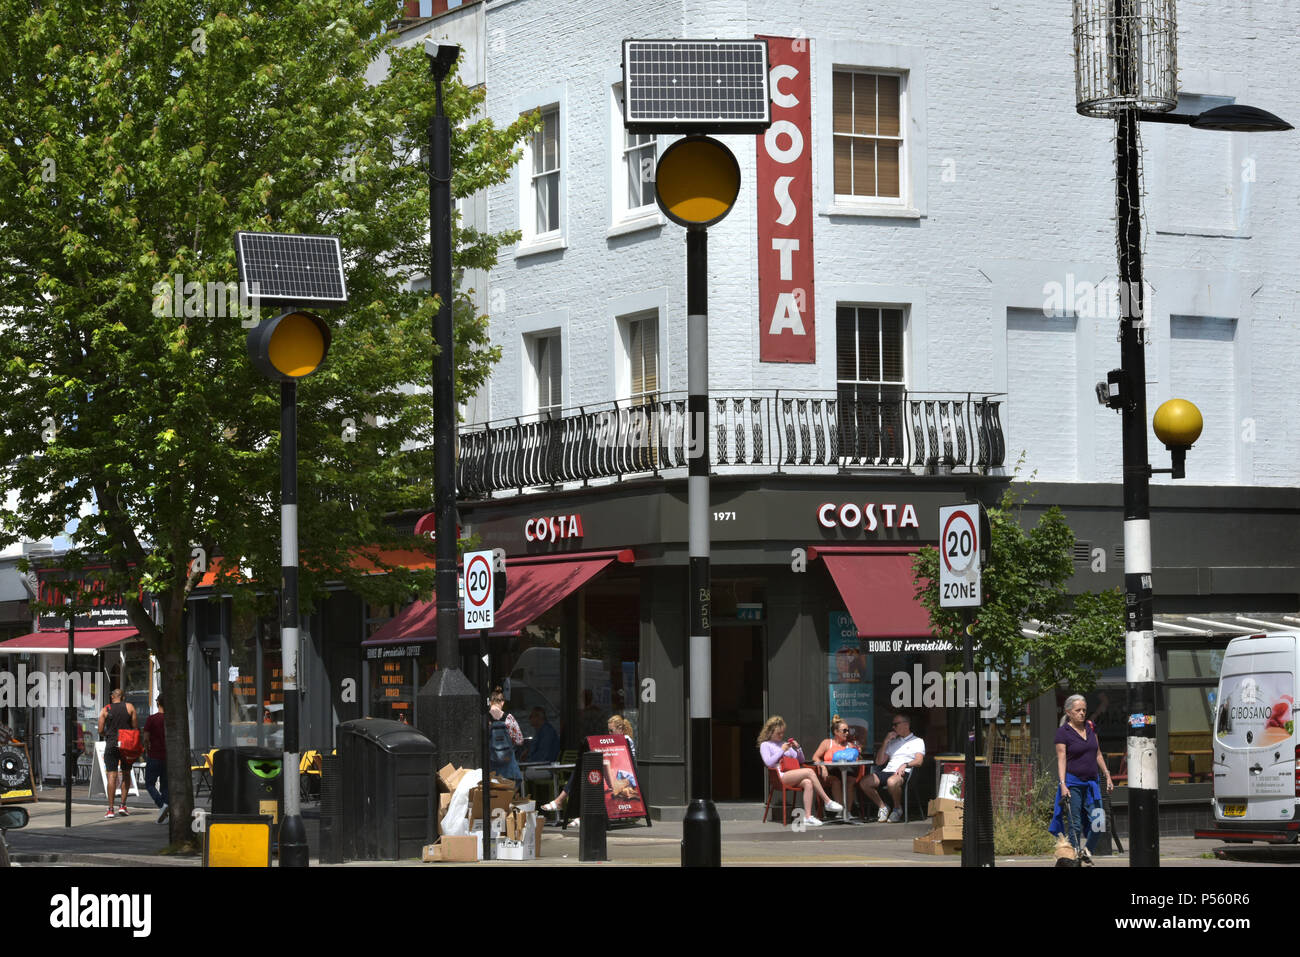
[681,225,720,867]
[279,379,309,867]
[1116,98,1158,868]
[65,593,75,829]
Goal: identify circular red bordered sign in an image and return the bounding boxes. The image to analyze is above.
[941,509,977,575]
[465,553,492,608]
[587,770,602,786]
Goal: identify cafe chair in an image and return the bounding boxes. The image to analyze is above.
[299,750,322,801]
[762,767,822,826]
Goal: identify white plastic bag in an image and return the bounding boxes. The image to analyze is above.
[439,769,482,836]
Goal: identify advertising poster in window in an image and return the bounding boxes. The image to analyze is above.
[586,734,646,821]
[828,612,872,750]
[756,34,816,363]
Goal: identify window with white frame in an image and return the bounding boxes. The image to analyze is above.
[532,333,562,418]
[530,107,560,236]
[626,313,658,403]
[832,71,903,201]
[610,84,658,226]
[836,305,905,464]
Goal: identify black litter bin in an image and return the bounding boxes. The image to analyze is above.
[337,718,437,861]
[212,748,284,830]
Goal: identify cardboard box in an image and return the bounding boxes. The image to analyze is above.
[930,823,964,842]
[468,778,516,824]
[927,797,964,817]
[912,835,961,856]
[931,809,963,829]
[438,763,468,793]
[422,834,479,862]
[438,792,452,822]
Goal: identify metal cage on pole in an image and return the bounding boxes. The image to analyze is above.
[1072,0,1177,117]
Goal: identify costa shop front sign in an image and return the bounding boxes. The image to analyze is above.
[756,34,816,364]
[524,513,584,543]
[817,502,920,532]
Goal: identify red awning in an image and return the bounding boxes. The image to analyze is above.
[807,545,932,638]
[362,549,635,647]
[0,627,140,655]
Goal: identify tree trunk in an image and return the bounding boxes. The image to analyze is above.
[160,618,194,848]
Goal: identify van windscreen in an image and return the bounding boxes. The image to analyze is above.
[1216,671,1294,748]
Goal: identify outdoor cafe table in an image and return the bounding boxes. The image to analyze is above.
[812,760,874,824]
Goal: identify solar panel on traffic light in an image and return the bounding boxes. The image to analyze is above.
[622,39,771,134]
[234,232,349,308]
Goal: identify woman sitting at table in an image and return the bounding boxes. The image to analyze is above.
[758,715,841,827]
[811,715,863,810]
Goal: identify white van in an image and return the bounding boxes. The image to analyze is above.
[1199,632,1300,843]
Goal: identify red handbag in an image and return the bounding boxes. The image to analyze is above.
[778,753,802,773]
[116,728,142,762]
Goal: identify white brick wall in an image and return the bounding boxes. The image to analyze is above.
[461,0,1299,487]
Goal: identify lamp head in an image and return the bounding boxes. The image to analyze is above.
[1153,398,1203,449]
[1190,104,1293,133]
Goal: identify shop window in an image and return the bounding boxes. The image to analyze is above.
[836,305,906,463]
[1167,686,1215,786]
[833,71,903,201]
[368,657,416,724]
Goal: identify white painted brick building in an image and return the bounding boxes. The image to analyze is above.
[400,0,1299,490]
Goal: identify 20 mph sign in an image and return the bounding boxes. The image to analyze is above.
[463,549,495,630]
[938,504,983,608]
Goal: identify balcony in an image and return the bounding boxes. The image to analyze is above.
[456,390,1006,499]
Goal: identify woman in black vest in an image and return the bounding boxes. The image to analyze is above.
[97,688,137,819]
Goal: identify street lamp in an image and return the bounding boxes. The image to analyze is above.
[1073,0,1291,867]
[424,39,462,720]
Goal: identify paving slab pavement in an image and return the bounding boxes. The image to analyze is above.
[5,794,1291,867]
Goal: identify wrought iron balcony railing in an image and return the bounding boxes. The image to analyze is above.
[456,390,1005,498]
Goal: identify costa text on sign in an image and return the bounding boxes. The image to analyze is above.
[524,514,584,543]
[817,502,920,531]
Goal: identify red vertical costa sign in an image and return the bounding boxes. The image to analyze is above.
[756,35,815,364]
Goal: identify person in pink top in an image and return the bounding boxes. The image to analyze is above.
[758,715,842,826]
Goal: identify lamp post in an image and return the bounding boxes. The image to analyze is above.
[247,309,332,867]
[1074,0,1290,866]
[425,40,461,697]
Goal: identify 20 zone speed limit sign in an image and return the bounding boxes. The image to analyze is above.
[938,504,983,608]
[463,550,495,630]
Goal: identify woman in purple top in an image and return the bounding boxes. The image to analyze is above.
[1052,694,1114,863]
[758,715,841,826]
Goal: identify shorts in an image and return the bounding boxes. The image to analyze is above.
[866,767,909,788]
[104,747,132,773]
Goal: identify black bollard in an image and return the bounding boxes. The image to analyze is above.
[578,751,608,862]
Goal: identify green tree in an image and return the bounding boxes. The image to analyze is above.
[912,487,1124,755]
[0,0,535,846]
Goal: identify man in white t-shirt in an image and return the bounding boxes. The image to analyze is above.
[861,712,925,823]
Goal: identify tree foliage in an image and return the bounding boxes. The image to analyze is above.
[0,0,535,844]
[912,487,1125,732]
